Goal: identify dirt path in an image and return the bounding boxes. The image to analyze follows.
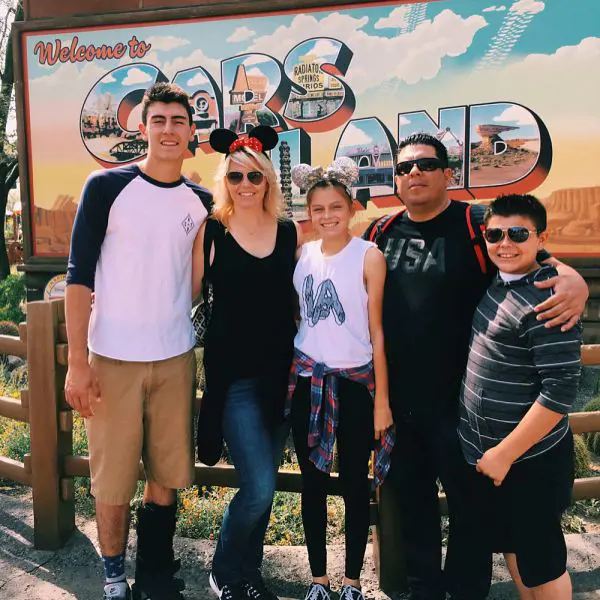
[2,488,600,600]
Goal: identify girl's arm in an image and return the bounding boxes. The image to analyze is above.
[364,246,393,440]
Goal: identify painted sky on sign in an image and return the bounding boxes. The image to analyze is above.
[26,0,600,85]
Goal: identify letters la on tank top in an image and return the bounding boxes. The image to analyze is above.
[204,219,297,383]
[293,236,374,369]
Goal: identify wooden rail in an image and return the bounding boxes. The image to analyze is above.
[1,298,600,591]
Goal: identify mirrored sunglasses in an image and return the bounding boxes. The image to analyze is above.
[226,171,264,185]
[395,157,446,176]
[484,226,539,244]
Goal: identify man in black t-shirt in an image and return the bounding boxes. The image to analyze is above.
[364,133,588,600]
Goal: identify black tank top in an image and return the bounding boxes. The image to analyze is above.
[204,218,297,388]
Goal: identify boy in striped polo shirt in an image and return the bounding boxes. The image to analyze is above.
[458,194,582,600]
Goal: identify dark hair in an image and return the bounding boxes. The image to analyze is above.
[141,82,193,125]
[397,133,448,166]
[484,194,547,232]
[306,180,352,206]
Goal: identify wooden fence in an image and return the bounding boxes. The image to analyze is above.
[0,298,599,591]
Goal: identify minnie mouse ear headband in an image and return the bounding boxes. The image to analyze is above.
[209,125,279,156]
[291,157,359,197]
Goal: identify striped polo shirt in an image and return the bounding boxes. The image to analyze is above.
[458,265,582,465]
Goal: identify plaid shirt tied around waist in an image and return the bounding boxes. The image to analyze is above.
[286,348,395,486]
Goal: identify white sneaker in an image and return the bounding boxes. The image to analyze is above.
[209,572,245,600]
[103,581,131,599]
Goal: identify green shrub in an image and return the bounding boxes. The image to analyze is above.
[574,434,591,478]
[0,320,18,336]
[0,417,30,461]
[0,274,25,324]
[176,486,344,544]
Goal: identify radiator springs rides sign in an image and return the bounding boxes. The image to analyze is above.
[22,0,600,258]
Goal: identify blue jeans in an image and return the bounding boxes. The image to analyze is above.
[211,378,289,586]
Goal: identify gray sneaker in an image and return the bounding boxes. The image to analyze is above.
[104,581,132,599]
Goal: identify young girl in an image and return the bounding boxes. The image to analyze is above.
[288,158,395,600]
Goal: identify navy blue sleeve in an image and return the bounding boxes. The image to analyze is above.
[66,172,110,290]
[66,166,139,290]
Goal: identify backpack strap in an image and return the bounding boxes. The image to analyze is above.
[465,203,488,275]
[367,207,407,244]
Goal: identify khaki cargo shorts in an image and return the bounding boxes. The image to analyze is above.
[85,349,196,505]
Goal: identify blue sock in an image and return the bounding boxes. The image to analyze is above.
[102,552,126,584]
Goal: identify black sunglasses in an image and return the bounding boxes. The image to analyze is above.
[226,171,264,185]
[395,157,446,176]
[484,227,539,244]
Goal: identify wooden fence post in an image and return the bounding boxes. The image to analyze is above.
[373,479,408,593]
[27,299,74,549]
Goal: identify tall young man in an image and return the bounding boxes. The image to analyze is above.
[65,83,211,600]
[364,133,588,600]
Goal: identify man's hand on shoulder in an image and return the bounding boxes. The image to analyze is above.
[534,261,588,332]
[64,357,100,418]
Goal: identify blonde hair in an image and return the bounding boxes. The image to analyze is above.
[212,149,284,226]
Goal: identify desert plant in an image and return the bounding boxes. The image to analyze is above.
[582,396,600,454]
[574,434,591,478]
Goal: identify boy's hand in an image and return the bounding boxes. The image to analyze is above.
[64,360,101,418]
[374,400,393,440]
[476,446,513,486]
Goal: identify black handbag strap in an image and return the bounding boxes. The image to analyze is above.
[201,219,224,301]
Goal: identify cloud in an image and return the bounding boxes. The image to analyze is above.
[309,39,341,59]
[103,73,116,83]
[342,123,373,146]
[509,0,545,15]
[161,48,220,80]
[412,37,600,137]
[399,116,412,126]
[493,105,535,125]
[187,72,209,86]
[145,36,190,51]
[245,9,486,93]
[374,6,411,29]
[243,54,273,66]
[483,5,507,12]
[246,67,266,78]
[227,27,256,43]
[122,67,153,86]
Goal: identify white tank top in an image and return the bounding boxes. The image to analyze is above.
[294,236,375,369]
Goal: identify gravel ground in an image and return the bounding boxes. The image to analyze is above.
[3,487,600,600]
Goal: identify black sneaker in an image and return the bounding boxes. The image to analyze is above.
[303,583,333,600]
[339,584,365,600]
[104,582,132,600]
[242,575,279,600]
[132,560,185,600]
[209,572,245,600]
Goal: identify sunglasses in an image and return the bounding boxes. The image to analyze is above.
[483,227,539,244]
[395,157,446,176]
[226,171,264,185]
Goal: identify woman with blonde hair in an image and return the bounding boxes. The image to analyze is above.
[193,126,301,600]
